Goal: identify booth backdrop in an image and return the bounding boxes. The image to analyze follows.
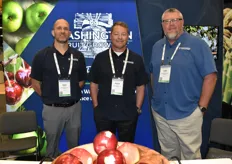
[2,0,223,158]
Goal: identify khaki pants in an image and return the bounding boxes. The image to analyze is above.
[152,107,203,160]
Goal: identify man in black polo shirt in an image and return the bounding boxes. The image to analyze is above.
[30,19,87,158]
[89,21,148,142]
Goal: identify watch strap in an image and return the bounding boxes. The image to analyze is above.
[198,106,207,112]
[137,107,142,114]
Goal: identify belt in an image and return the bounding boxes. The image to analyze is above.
[45,101,78,108]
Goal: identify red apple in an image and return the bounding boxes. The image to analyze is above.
[4,72,14,81]
[93,131,118,155]
[24,60,31,69]
[54,153,83,164]
[15,68,31,88]
[5,80,23,105]
[97,149,126,164]
[70,148,93,164]
[117,142,140,164]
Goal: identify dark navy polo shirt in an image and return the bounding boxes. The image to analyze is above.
[89,48,149,120]
[30,46,87,104]
[149,32,217,120]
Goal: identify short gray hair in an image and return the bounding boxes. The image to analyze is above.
[161,8,183,20]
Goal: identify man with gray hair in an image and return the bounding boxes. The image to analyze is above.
[149,8,217,160]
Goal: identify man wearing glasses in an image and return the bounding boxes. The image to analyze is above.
[149,8,217,160]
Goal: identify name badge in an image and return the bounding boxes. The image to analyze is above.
[58,80,71,97]
[111,78,124,96]
[158,65,171,83]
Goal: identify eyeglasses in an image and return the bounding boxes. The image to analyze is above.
[162,18,183,24]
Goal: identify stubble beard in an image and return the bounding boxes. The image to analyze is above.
[56,38,68,44]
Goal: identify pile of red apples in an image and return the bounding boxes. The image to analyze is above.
[54,131,140,164]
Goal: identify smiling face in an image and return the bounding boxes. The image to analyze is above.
[52,19,71,44]
[110,24,129,52]
[162,10,184,43]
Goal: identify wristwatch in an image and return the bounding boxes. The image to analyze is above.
[199,106,207,113]
[137,107,142,115]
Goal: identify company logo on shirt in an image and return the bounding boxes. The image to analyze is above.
[123,60,134,64]
[69,13,133,59]
[68,58,78,61]
[179,47,191,50]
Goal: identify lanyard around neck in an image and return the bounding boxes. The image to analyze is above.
[161,42,181,65]
[53,53,73,77]
[109,48,129,77]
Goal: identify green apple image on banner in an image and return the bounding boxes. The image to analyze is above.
[4,45,22,73]
[25,2,53,33]
[15,36,33,55]
[3,0,24,33]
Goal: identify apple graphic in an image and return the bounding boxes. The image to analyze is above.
[5,80,23,105]
[4,72,14,81]
[15,68,32,88]
[15,36,33,55]
[4,57,22,73]
[25,2,52,33]
[24,60,31,69]
[2,0,23,32]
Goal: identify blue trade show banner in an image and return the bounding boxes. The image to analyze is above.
[3,0,153,154]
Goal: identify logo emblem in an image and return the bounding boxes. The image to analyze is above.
[70,13,113,58]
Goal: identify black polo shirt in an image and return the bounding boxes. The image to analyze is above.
[89,48,149,120]
[30,46,87,104]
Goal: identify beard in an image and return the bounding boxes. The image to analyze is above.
[165,32,179,40]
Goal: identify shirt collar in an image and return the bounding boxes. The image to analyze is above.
[52,44,71,56]
[111,48,127,58]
